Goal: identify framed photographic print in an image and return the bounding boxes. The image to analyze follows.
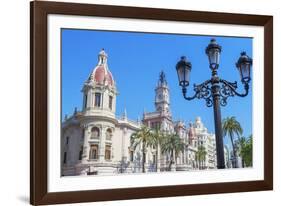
[30,1,273,205]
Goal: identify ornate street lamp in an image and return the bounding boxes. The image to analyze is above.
[176,56,192,87]
[205,38,222,70]
[176,38,252,169]
[236,51,252,84]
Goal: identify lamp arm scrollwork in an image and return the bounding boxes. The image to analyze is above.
[219,79,249,97]
[182,78,250,107]
[182,80,213,107]
[219,79,250,106]
[182,87,197,101]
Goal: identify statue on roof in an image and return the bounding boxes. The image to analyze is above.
[159,70,167,85]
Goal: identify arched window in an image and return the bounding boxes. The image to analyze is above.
[91,127,100,139]
[106,128,112,140]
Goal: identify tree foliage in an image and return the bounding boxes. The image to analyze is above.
[222,116,243,168]
[195,145,207,169]
[131,126,153,172]
[161,134,185,171]
[237,135,252,167]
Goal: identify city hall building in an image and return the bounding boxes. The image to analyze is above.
[61,49,230,176]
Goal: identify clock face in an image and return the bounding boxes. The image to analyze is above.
[158,94,162,100]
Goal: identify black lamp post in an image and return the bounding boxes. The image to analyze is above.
[176,38,252,169]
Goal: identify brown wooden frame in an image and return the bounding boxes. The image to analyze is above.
[30,1,273,205]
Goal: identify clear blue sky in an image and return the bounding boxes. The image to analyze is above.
[62,29,253,146]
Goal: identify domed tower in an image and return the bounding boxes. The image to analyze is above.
[155,71,171,117]
[82,49,117,118]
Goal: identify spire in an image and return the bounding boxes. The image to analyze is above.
[122,108,127,120]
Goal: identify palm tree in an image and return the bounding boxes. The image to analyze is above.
[236,136,247,167]
[149,128,164,172]
[196,145,207,169]
[242,135,253,167]
[131,126,153,173]
[161,134,185,171]
[222,116,243,168]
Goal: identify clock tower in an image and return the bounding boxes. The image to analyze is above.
[155,71,171,117]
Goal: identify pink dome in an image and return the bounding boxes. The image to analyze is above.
[87,49,114,86]
[89,65,114,86]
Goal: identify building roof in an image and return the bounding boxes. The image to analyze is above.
[88,49,115,86]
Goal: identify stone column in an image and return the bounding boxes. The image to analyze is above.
[121,128,127,160]
[144,152,149,173]
[99,126,105,162]
[82,125,90,164]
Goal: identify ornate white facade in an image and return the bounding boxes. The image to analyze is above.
[62,49,229,176]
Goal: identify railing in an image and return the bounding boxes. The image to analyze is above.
[116,115,142,126]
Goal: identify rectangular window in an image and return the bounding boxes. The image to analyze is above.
[105,145,111,160]
[79,146,83,160]
[151,122,160,130]
[63,152,67,164]
[109,96,113,110]
[84,94,87,108]
[130,151,134,162]
[94,93,101,107]
[89,145,98,160]
[153,155,156,164]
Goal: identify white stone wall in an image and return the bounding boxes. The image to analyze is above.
[111,126,136,162]
[62,125,83,166]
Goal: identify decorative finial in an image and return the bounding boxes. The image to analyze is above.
[98,48,108,65]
